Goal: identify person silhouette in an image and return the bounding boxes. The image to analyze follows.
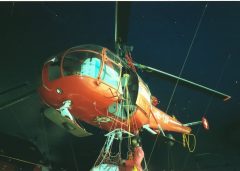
[119,136,144,171]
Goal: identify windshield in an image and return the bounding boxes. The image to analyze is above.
[63,50,102,79]
[62,45,122,89]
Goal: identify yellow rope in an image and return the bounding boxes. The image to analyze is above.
[182,133,196,152]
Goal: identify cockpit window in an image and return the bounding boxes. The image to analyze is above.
[81,57,101,78]
[101,60,121,89]
[62,45,122,90]
[63,51,102,79]
[106,50,121,65]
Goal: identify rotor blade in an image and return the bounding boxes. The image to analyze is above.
[0,89,36,110]
[134,63,231,101]
[0,82,29,96]
[115,1,131,45]
[0,132,47,166]
[0,81,38,110]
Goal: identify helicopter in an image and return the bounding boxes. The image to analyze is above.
[38,2,231,140]
[0,2,234,171]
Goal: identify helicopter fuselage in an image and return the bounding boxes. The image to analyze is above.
[39,45,191,135]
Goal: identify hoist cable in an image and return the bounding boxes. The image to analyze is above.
[166,2,208,114]
[147,3,208,168]
[182,53,231,170]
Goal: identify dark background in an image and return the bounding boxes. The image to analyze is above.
[0,1,240,171]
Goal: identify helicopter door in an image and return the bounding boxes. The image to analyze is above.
[136,76,152,115]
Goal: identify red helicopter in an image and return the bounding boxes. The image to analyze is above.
[38,44,230,138]
[38,3,230,140]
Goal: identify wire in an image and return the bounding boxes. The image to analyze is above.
[182,134,197,152]
[166,2,208,114]
[0,154,45,167]
[182,53,231,170]
[147,3,208,168]
[143,156,149,171]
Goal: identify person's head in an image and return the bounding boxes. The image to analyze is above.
[131,136,141,149]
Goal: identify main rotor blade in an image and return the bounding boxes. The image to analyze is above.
[0,89,36,110]
[134,63,231,101]
[115,1,131,45]
[0,82,29,96]
[0,81,38,110]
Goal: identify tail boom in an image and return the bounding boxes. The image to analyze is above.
[149,106,191,134]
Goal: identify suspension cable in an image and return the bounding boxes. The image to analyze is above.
[166,3,208,114]
[147,3,208,167]
[182,53,231,170]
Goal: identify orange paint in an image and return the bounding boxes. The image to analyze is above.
[39,45,192,136]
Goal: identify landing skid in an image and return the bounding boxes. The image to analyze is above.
[44,107,92,137]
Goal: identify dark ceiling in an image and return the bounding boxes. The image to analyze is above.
[0,1,240,171]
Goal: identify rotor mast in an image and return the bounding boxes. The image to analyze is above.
[114,1,132,58]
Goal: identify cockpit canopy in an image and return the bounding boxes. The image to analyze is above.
[47,44,123,90]
[44,44,141,120]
